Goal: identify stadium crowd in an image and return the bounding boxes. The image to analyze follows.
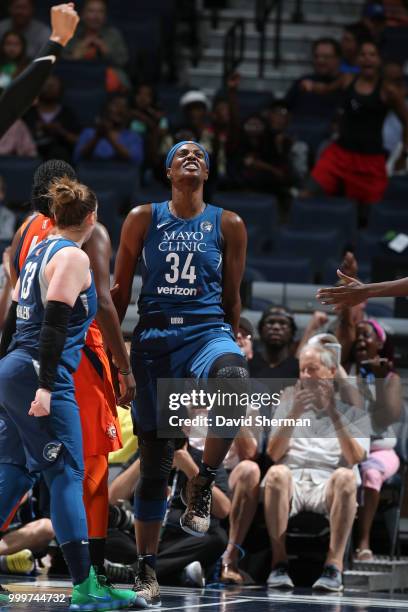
[0,0,407,597]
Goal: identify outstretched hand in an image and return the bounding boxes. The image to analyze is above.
[317,269,368,310]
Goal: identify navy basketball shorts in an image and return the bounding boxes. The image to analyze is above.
[130,318,243,433]
[0,348,84,473]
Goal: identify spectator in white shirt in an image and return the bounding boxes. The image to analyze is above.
[264,344,370,592]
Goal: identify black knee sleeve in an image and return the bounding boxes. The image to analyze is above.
[136,433,175,502]
[207,353,250,438]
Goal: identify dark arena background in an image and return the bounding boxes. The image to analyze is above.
[1,0,408,611]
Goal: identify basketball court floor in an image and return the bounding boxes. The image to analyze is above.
[1,575,408,612]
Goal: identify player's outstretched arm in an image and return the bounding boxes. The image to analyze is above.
[83,222,136,404]
[113,205,152,323]
[317,270,408,309]
[0,3,79,137]
[221,210,247,337]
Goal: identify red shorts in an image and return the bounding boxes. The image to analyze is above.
[311,142,387,204]
[74,343,122,457]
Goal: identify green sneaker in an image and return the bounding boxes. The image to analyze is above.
[0,584,10,604]
[98,574,147,609]
[69,566,114,611]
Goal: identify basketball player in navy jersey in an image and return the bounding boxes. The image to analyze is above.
[0,179,141,610]
[114,141,248,605]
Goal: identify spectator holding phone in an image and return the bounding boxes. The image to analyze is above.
[350,319,402,560]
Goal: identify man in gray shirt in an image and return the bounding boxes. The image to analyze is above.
[0,0,50,59]
[263,344,370,592]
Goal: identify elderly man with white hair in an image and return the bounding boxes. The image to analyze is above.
[263,344,370,592]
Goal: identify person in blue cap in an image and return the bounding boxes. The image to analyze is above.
[113,140,248,605]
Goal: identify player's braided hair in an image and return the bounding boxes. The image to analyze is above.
[48,177,97,229]
[31,159,77,216]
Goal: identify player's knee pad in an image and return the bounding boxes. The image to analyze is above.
[208,353,249,380]
[207,354,249,437]
[134,433,175,522]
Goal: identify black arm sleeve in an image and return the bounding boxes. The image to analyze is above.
[0,40,62,138]
[38,300,72,392]
[0,301,17,359]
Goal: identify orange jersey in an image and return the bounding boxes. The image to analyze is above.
[15,213,54,277]
[15,213,122,455]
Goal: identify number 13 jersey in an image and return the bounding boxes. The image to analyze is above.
[12,236,97,373]
[138,202,224,317]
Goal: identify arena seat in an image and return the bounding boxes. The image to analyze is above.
[354,231,386,264]
[63,88,106,128]
[95,191,122,249]
[288,119,329,155]
[384,177,408,202]
[215,192,277,230]
[368,205,408,236]
[214,88,274,119]
[117,20,163,82]
[275,228,343,276]
[156,85,189,129]
[77,162,141,206]
[108,0,172,22]
[297,196,352,207]
[0,156,40,203]
[382,26,408,63]
[289,198,357,239]
[55,60,106,91]
[247,256,313,283]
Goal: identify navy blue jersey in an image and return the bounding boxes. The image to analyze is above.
[11,236,97,373]
[138,202,224,316]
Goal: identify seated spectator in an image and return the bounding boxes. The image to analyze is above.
[264,345,369,591]
[0,515,54,575]
[176,90,212,149]
[0,118,36,157]
[207,73,242,189]
[0,0,50,59]
[250,306,299,380]
[285,38,343,121]
[129,83,169,172]
[265,100,310,190]
[0,30,28,90]
[172,90,217,198]
[24,75,80,162]
[237,113,292,196]
[74,94,143,164]
[350,320,402,561]
[63,0,129,92]
[158,441,230,587]
[340,23,372,74]
[302,41,408,224]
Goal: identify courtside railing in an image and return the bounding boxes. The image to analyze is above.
[223,18,246,84]
[255,0,283,76]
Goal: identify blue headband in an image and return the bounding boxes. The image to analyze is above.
[165,140,210,170]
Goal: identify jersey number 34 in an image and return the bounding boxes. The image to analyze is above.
[165,253,196,284]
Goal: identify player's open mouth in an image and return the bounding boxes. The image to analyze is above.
[183,162,200,170]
